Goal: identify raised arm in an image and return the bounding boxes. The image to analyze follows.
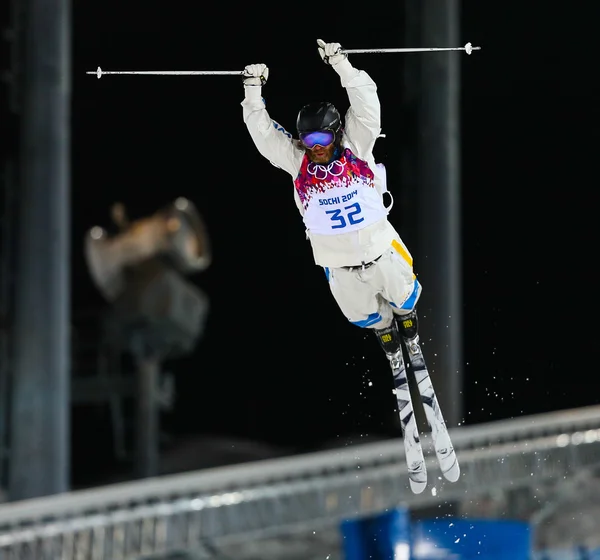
[241,63,303,177]
[317,39,382,160]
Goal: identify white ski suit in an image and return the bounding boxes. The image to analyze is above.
[241,57,421,329]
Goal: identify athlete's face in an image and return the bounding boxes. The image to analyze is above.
[306,142,335,164]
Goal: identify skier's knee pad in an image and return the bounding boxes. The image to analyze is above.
[397,309,418,340]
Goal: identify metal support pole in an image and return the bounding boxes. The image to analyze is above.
[0,165,15,493]
[133,339,160,478]
[404,0,463,427]
[9,0,71,499]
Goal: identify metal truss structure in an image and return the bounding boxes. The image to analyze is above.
[0,405,600,559]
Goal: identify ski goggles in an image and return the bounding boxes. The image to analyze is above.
[299,130,335,149]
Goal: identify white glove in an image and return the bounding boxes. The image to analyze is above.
[242,63,269,87]
[317,39,346,66]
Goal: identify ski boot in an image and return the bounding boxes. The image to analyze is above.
[373,320,427,493]
[374,320,404,372]
[396,310,425,366]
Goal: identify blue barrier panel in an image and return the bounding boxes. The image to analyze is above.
[341,508,411,560]
[412,519,531,559]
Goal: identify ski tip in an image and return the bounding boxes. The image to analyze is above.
[409,479,428,494]
[443,463,460,483]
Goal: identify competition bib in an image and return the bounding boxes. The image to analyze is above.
[293,149,388,236]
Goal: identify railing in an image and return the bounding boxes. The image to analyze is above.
[0,405,599,559]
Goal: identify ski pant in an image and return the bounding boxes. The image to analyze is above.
[323,239,421,330]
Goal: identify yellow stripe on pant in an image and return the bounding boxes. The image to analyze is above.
[392,239,417,280]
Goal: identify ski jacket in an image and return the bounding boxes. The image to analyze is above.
[241,58,404,268]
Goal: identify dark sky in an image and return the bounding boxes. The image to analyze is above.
[56,2,599,481]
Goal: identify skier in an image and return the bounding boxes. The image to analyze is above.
[241,39,459,493]
[241,39,421,362]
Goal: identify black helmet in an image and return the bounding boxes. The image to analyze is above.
[296,102,342,136]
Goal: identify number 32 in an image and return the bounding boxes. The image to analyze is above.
[325,202,364,229]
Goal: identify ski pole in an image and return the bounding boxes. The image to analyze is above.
[86,42,480,79]
[342,42,481,55]
[87,67,244,79]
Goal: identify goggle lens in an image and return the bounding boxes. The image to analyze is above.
[300,130,335,148]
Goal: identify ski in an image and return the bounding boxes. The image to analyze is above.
[389,348,428,494]
[403,335,460,483]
